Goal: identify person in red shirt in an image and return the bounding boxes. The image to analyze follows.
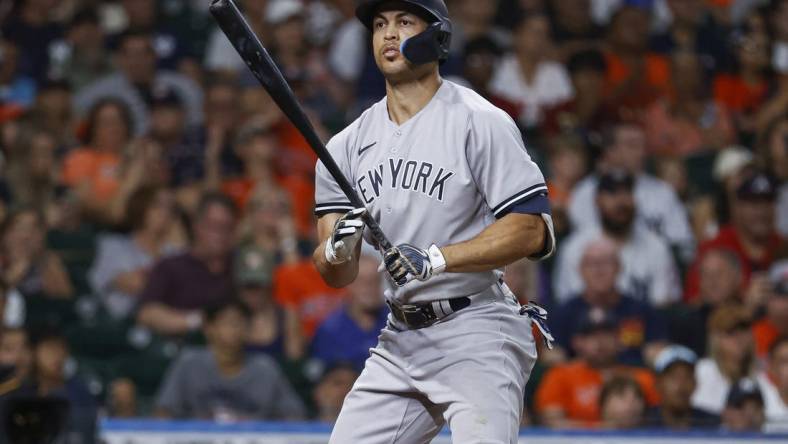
[535,308,659,428]
[686,172,785,302]
[753,266,788,359]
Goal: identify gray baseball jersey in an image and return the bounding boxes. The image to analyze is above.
[315,80,554,304]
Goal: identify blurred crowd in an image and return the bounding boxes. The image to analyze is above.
[0,0,786,442]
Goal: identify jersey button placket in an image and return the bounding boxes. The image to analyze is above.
[391,130,401,153]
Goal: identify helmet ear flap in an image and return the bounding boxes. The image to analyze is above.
[401,21,452,65]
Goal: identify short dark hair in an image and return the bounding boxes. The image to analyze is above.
[29,327,67,349]
[202,299,252,324]
[116,28,154,52]
[124,186,164,232]
[194,192,238,221]
[599,376,645,409]
[82,98,133,145]
[568,49,607,75]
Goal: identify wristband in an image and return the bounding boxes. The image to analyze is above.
[186,313,203,330]
[427,244,447,275]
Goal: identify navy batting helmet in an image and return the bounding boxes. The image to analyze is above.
[355,0,452,65]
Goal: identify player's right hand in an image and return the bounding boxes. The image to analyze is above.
[324,208,366,265]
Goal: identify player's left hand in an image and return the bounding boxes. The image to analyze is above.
[382,244,446,286]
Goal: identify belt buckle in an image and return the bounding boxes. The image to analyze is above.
[390,302,434,329]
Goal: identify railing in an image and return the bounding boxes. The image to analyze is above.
[101,419,788,444]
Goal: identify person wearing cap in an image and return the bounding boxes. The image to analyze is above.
[721,378,765,432]
[311,254,388,371]
[753,264,788,359]
[756,336,788,432]
[686,170,786,303]
[154,299,305,420]
[568,121,695,263]
[235,245,303,361]
[551,236,667,366]
[692,304,758,414]
[645,345,720,428]
[536,307,659,428]
[554,168,681,307]
[50,8,112,92]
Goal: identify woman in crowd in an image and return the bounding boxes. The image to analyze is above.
[0,207,72,299]
[88,185,184,320]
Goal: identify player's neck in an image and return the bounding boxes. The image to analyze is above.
[385,70,442,126]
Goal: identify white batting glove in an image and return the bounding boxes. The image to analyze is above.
[382,244,446,286]
[324,208,366,264]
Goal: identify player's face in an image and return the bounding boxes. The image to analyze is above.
[371,9,432,81]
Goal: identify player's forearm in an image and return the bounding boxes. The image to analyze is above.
[312,241,360,288]
[440,213,546,273]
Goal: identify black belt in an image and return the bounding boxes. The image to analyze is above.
[387,297,471,329]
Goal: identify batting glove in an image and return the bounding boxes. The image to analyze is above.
[383,244,447,286]
[325,208,366,264]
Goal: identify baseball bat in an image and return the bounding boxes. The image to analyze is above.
[209,0,393,252]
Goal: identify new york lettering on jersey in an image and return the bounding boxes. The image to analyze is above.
[356,158,455,204]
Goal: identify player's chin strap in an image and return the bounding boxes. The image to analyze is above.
[520,302,555,350]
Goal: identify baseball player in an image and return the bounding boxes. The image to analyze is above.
[313,1,556,442]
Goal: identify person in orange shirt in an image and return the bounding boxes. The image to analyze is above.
[535,308,658,428]
[753,268,788,360]
[644,50,735,157]
[62,98,132,204]
[208,122,315,238]
[603,6,671,119]
[713,31,770,127]
[273,259,346,338]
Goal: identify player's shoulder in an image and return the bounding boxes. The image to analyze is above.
[439,81,514,123]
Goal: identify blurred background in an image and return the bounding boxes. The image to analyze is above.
[0,0,786,442]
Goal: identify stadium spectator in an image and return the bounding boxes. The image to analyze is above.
[692,304,758,414]
[458,37,520,120]
[645,345,720,428]
[0,208,72,299]
[599,376,646,429]
[106,0,189,70]
[25,79,74,145]
[686,171,785,302]
[535,309,658,428]
[154,299,305,420]
[15,329,97,443]
[753,265,788,359]
[311,254,387,371]
[758,117,788,237]
[757,335,788,431]
[555,169,681,306]
[650,0,729,73]
[541,49,611,137]
[61,98,141,218]
[602,6,670,118]
[450,0,509,53]
[713,30,771,142]
[568,122,695,262]
[312,362,359,423]
[238,188,301,265]
[489,13,573,129]
[137,193,236,336]
[644,50,735,157]
[668,248,743,356]
[106,378,138,418]
[5,128,59,210]
[0,328,31,381]
[769,0,788,75]
[0,40,36,110]
[88,186,183,321]
[551,236,667,366]
[48,9,112,93]
[73,30,203,135]
[235,245,304,361]
[721,378,766,432]
[0,0,63,83]
[544,134,588,218]
[547,0,603,61]
[209,122,314,238]
[274,259,346,339]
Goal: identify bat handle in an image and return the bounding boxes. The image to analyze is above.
[362,213,393,252]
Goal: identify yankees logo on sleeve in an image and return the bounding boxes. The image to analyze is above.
[315,81,553,304]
